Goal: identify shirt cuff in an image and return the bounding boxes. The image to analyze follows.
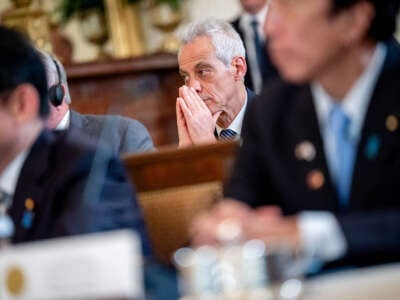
[298,211,347,262]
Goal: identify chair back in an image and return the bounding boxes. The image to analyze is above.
[123,141,239,264]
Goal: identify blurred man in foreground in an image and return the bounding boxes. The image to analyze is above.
[176,19,256,147]
[191,0,400,270]
[39,51,154,155]
[0,26,150,255]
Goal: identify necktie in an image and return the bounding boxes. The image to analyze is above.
[329,106,355,208]
[0,189,14,240]
[250,18,266,78]
[219,129,237,141]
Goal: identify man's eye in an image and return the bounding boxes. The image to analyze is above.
[197,69,211,77]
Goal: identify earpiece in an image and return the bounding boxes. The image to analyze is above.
[48,57,64,107]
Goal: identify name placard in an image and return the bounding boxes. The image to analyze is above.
[0,230,144,299]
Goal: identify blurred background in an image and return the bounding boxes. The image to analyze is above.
[0,0,242,62]
[0,0,246,147]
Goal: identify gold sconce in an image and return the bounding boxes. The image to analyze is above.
[1,0,52,52]
[150,2,183,53]
[104,0,146,59]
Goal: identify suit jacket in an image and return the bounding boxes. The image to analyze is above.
[226,40,400,268]
[9,129,151,255]
[70,110,154,155]
[231,17,278,92]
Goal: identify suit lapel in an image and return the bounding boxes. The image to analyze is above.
[284,86,337,210]
[350,42,400,209]
[246,88,256,102]
[9,131,52,243]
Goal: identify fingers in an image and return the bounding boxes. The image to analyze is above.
[176,98,183,122]
[181,86,210,113]
[256,205,282,220]
[176,98,192,147]
[190,199,253,247]
[190,211,219,247]
[189,197,301,250]
[213,198,252,220]
[243,215,301,249]
[178,96,193,121]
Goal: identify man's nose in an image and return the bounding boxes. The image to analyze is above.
[187,78,202,92]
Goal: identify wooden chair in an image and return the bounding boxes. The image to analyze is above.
[122,141,239,264]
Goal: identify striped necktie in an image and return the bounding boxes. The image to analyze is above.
[219,129,237,141]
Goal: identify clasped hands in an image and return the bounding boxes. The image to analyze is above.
[176,86,221,147]
[190,199,301,250]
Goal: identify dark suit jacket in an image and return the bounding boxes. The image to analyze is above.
[226,40,400,268]
[9,129,151,255]
[231,17,278,91]
[70,110,154,155]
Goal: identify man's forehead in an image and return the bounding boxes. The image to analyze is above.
[179,38,218,68]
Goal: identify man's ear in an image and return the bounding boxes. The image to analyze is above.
[8,84,41,124]
[231,56,247,81]
[339,1,375,46]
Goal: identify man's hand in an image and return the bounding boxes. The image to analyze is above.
[190,199,253,246]
[190,198,301,250]
[176,98,193,147]
[243,209,301,249]
[176,86,220,146]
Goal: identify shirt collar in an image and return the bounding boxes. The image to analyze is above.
[55,109,70,130]
[312,43,387,142]
[0,150,29,197]
[216,95,248,136]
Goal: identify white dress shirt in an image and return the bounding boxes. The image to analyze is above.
[56,109,70,130]
[0,150,29,205]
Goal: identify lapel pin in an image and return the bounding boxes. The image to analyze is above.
[21,198,35,230]
[295,140,316,162]
[306,169,325,191]
[365,134,380,160]
[386,115,398,132]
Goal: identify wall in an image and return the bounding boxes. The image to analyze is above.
[0,0,241,63]
[2,0,400,63]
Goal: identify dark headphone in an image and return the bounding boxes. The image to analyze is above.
[48,57,65,107]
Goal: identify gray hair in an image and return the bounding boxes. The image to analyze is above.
[37,49,71,104]
[179,19,246,66]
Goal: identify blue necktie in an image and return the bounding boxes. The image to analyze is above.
[250,18,266,78]
[219,129,237,141]
[329,106,355,208]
